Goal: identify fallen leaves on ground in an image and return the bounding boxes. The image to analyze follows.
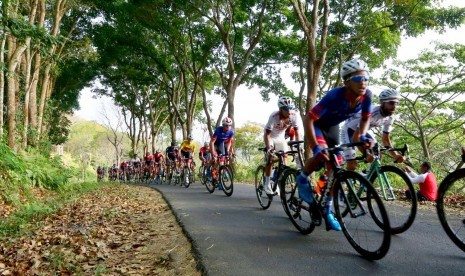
[0,184,201,275]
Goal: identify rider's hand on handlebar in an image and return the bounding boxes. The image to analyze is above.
[313,145,329,161]
[359,135,374,149]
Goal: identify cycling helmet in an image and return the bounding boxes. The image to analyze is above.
[222,117,233,126]
[379,88,400,101]
[278,96,294,110]
[187,134,193,140]
[204,142,209,147]
[340,59,368,80]
[155,149,160,153]
[171,141,177,146]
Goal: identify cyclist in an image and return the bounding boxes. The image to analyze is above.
[341,88,405,170]
[166,141,180,176]
[179,134,196,170]
[97,166,104,181]
[403,161,438,201]
[262,96,301,195]
[143,152,154,180]
[210,117,235,186]
[199,142,212,165]
[153,149,165,181]
[119,160,127,181]
[130,154,141,177]
[296,58,373,231]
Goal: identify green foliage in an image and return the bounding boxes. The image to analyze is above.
[234,123,264,162]
[0,144,75,204]
[0,181,103,238]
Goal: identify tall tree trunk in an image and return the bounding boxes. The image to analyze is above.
[6,35,28,149]
[29,0,46,132]
[0,36,5,138]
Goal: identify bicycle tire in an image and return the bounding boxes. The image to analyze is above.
[369,165,417,234]
[279,168,315,235]
[334,170,391,260]
[199,166,206,185]
[255,165,272,209]
[220,165,234,197]
[183,167,191,188]
[204,166,216,193]
[437,168,465,252]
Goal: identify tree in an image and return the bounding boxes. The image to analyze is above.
[234,122,264,162]
[378,42,465,169]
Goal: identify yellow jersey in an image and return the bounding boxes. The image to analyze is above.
[180,140,196,152]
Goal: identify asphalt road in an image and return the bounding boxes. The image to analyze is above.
[151,181,465,276]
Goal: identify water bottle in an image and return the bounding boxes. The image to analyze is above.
[315,173,328,195]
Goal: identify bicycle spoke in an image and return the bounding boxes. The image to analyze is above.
[334,171,391,260]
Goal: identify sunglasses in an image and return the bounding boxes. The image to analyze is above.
[347,75,370,83]
[384,100,399,106]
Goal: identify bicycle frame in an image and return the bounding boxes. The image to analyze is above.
[318,143,369,216]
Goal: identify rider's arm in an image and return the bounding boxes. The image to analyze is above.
[382,132,404,162]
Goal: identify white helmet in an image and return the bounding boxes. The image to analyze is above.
[222,117,233,126]
[340,59,369,80]
[278,96,294,110]
[379,88,400,101]
[187,134,193,140]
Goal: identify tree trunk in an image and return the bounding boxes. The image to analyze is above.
[0,36,5,138]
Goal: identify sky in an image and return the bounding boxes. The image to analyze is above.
[76,1,465,134]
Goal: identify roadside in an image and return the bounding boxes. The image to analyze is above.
[0,184,201,275]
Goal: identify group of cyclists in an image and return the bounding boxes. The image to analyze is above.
[96,57,438,233]
[96,116,236,185]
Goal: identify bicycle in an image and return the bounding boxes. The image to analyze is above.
[204,154,234,196]
[437,147,465,252]
[255,142,302,210]
[356,144,417,234]
[181,157,195,188]
[280,141,391,260]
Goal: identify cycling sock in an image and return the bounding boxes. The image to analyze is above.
[264,176,270,186]
[325,197,334,214]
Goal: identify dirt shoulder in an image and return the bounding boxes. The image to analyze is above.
[0,184,202,275]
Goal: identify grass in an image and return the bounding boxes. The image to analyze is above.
[0,181,105,239]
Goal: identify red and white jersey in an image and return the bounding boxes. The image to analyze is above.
[264,110,300,139]
[343,105,396,134]
[153,153,164,162]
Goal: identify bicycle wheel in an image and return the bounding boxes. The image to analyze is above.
[183,167,191,188]
[369,165,417,234]
[220,165,234,197]
[204,166,216,193]
[255,165,272,209]
[437,168,465,252]
[279,168,315,235]
[334,170,391,260]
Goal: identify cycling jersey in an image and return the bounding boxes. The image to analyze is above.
[180,140,196,153]
[153,153,164,162]
[166,146,179,161]
[119,162,127,170]
[285,126,295,140]
[309,87,372,127]
[212,126,234,144]
[309,87,373,147]
[131,158,141,168]
[341,105,396,145]
[144,155,153,165]
[265,110,300,139]
[199,146,211,158]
